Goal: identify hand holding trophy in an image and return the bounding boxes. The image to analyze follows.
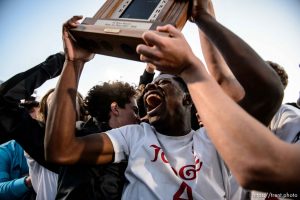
[69,0,190,61]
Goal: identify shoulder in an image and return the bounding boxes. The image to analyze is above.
[0,140,23,164]
[193,128,217,150]
[275,104,300,116]
[107,123,152,135]
[0,140,21,152]
[270,104,300,143]
[105,123,154,145]
[194,127,210,140]
[271,104,300,127]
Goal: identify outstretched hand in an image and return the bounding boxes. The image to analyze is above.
[136,25,197,75]
[63,15,94,62]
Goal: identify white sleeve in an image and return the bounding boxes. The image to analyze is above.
[270,104,300,143]
[105,124,143,163]
[105,128,130,163]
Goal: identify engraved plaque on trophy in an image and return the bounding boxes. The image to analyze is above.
[69,0,190,61]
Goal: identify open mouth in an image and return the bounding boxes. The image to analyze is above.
[145,92,163,114]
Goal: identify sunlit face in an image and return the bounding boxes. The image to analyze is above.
[117,97,140,127]
[143,74,186,127]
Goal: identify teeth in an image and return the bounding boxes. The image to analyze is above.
[146,94,162,109]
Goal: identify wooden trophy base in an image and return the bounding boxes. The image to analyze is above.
[70,18,169,61]
[69,0,190,61]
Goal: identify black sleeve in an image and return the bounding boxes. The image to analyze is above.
[138,69,155,86]
[0,52,64,101]
[0,52,65,173]
[137,70,155,118]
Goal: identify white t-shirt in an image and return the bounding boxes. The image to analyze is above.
[25,154,58,200]
[106,123,243,200]
[269,104,300,143]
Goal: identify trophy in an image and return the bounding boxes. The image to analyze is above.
[69,0,190,61]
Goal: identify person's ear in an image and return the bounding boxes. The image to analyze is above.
[183,93,192,106]
[110,102,119,116]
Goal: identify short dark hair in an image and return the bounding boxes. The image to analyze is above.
[85,81,137,123]
[173,76,189,94]
[266,61,288,89]
[156,73,189,94]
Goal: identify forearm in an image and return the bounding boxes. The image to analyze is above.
[0,52,64,101]
[195,13,283,125]
[199,30,245,102]
[44,60,114,165]
[139,69,155,86]
[45,60,84,164]
[0,177,29,199]
[195,13,270,83]
[0,52,64,131]
[181,63,300,192]
[138,64,155,118]
[0,53,64,144]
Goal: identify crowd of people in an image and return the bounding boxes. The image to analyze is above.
[0,0,299,199]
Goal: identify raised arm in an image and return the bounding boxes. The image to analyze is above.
[192,0,283,125]
[198,1,244,102]
[182,58,300,193]
[180,61,300,193]
[0,53,64,102]
[0,53,64,173]
[138,63,156,119]
[136,24,299,193]
[139,63,156,86]
[44,16,114,165]
[0,52,64,143]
